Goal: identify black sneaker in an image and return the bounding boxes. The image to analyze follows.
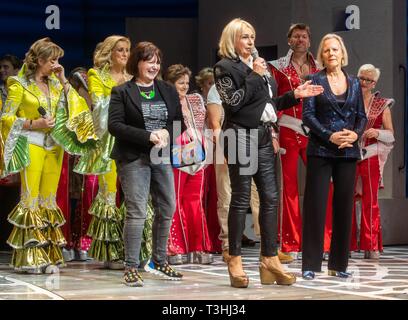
[123,268,144,287]
[144,259,183,280]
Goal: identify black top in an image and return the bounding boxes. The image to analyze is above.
[108,79,183,162]
[334,90,348,109]
[213,57,299,129]
[137,84,168,132]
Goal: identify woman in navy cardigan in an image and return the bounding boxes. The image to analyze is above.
[301,34,367,280]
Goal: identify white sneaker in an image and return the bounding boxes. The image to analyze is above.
[44,265,59,274]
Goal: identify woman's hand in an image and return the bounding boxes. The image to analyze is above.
[253,57,267,77]
[272,137,280,154]
[51,63,67,84]
[33,117,55,129]
[150,131,161,145]
[363,128,379,139]
[151,129,169,148]
[294,80,324,99]
[330,129,358,149]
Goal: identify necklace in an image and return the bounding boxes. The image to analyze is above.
[291,59,309,82]
[292,59,309,71]
[136,82,155,100]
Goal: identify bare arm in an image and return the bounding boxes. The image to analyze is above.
[382,107,394,133]
[206,103,222,131]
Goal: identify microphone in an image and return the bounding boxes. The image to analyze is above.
[38,106,48,118]
[251,47,271,78]
[73,72,89,91]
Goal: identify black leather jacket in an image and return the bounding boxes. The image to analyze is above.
[214,57,299,129]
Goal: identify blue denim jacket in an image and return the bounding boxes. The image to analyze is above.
[302,69,367,159]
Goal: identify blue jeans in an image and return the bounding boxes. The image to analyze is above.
[117,155,176,268]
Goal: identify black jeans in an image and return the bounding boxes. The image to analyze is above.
[224,123,279,256]
[302,156,357,272]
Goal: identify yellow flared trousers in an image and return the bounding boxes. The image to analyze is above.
[97,160,117,196]
[21,144,64,206]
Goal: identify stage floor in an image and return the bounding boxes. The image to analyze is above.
[1,245,408,300]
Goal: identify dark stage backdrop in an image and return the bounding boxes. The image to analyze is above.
[0,0,198,72]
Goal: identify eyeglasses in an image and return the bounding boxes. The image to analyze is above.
[358,77,376,84]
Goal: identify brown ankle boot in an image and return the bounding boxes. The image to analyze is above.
[228,255,249,288]
[259,255,296,285]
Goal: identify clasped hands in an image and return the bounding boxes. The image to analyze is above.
[329,129,358,149]
[150,129,169,148]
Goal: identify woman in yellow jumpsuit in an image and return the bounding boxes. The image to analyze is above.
[0,37,97,274]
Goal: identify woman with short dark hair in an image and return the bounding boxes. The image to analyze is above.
[108,42,184,286]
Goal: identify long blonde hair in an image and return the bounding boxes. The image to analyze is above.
[218,18,255,59]
[24,37,64,79]
[93,35,131,70]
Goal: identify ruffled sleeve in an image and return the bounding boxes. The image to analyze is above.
[0,77,29,177]
[88,68,111,139]
[51,84,98,155]
[73,68,114,175]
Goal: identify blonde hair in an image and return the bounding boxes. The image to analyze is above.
[195,67,214,88]
[93,35,131,70]
[358,64,381,81]
[24,37,64,79]
[218,18,255,59]
[316,33,348,68]
[93,42,103,60]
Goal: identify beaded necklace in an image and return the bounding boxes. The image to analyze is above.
[136,82,155,100]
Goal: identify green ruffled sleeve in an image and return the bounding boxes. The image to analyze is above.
[73,68,114,175]
[51,87,98,156]
[0,78,29,177]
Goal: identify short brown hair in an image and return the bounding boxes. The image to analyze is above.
[164,64,192,84]
[126,41,162,77]
[287,23,311,39]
